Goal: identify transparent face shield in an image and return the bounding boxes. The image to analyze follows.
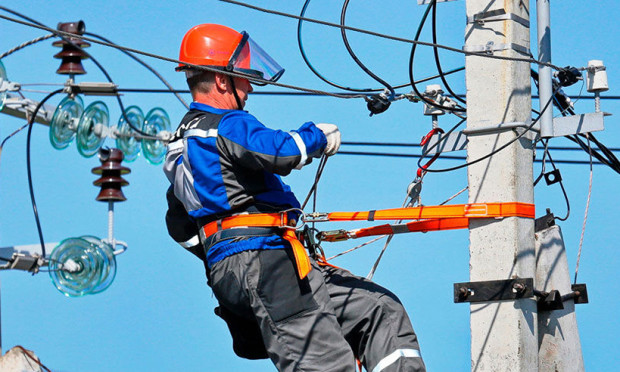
[227,32,285,86]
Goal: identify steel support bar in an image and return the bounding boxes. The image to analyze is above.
[423,112,604,155]
[0,93,54,126]
[537,0,554,137]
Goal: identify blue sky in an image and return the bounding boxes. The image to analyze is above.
[0,1,618,371]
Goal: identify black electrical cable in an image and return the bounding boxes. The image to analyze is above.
[567,135,620,174]
[587,133,620,169]
[546,150,570,221]
[409,0,466,113]
[298,0,373,92]
[0,7,152,137]
[533,139,550,186]
[219,0,563,70]
[0,13,367,101]
[431,0,466,105]
[299,0,449,94]
[26,88,64,258]
[418,90,557,173]
[340,0,394,98]
[337,151,606,166]
[114,67,467,96]
[84,31,189,110]
[301,155,328,210]
[339,140,620,152]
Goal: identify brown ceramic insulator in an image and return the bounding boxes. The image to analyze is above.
[52,21,90,76]
[92,148,131,175]
[95,187,127,202]
[57,21,86,36]
[55,58,87,75]
[93,175,129,187]
[52,37,90,48]
[91,163,131,175]
[93,148,130,202]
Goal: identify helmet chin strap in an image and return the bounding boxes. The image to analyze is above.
[228,76,243,110]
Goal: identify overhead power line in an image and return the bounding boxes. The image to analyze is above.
[219,0,563,70]
[0,12,365,100]
[337,150,607,166]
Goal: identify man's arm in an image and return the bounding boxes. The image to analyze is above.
[165,186,206,261]
[216,112,328,176]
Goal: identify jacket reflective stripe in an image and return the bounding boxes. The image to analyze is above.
[178,235,200,248]
[371,349,422,372]
[289,131,308,169]
[184,128,218,138]
[167,139,184,152]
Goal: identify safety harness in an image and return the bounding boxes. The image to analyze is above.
[200,213,312,279]
[315,202,535,242]
[199,202,535,280]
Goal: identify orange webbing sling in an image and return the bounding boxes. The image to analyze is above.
[202,213,312,279]
[319,202,535,242]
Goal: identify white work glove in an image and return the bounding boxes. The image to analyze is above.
[315,123,341,156]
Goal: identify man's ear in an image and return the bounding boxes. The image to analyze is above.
[214,73,229,92]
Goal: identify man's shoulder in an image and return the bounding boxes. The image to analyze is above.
[170,109,227,141]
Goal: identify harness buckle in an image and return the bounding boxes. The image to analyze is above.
[319,229,352,242]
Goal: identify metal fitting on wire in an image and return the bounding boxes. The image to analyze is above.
[366,90,392,116]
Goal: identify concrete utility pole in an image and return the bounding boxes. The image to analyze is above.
[464,0,537,371]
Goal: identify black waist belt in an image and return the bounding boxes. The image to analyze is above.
[200,226,281,252]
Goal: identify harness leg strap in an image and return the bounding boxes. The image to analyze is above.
[282,228,312,279]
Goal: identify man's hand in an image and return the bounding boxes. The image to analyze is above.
[315,123,341,156]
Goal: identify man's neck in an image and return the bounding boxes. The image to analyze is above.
[193,92,236,110]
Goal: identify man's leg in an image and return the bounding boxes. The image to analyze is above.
[320,265,426,372]
[210,249,356,372]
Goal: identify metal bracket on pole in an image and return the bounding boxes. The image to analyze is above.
[422,130,468,155]
[423,112,605,156]
[0,244,56,272]
[454,278,534,303]
[0,93,55,125]
[422,121,537,155]
[467,8,530,28]
[463,41,531,56]
[550,111,605,137]
[534,284,589,311]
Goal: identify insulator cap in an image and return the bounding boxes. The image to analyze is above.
[92,148,130,202]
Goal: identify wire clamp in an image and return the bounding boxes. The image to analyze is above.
[0,80,20,93]
[65,82,119,96]
[467,9,530,28]
[463,41,530,56]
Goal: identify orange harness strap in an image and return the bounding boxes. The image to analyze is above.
[202,213,312,279]
[320,202,535,242]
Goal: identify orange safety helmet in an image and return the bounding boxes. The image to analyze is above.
[177,24,284,85]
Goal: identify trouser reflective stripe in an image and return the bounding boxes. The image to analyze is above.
[371,349,422,372]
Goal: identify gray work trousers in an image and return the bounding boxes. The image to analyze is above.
[209,248,425,372]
